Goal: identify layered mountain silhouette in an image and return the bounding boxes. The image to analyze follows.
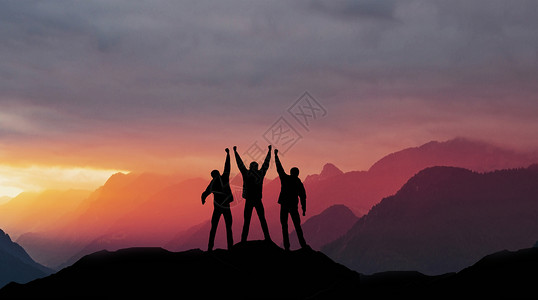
[305,138,538,217]
[14,173,194,268]
[324,165,538,274]
[3,138,537,270]
[2,241,537,299]
[166,138,538,252]
[0,229,52,289]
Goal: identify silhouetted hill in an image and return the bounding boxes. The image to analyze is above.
[358,247,538,298]
[3,241,537,299]
[431,247,538,298]
[0,241,359,299]
[286,204,358,250]
[0,229,53,288]
[324,165,538,274]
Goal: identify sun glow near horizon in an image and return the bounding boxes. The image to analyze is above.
[0,165,129,198]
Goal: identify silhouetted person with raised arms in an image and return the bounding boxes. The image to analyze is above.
[201,148,234,251]
[274,149,308,251]
[233,145,272,242]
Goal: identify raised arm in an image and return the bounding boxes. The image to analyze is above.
[233,146,247,174]
[274,149,286,177]
[223,148,230,176]
[299,181,307,216]
[260,145,272,175]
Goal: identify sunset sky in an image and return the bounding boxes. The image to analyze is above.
[1,0,538,198]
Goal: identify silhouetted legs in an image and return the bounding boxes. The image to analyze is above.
[241,198,271,242]
[280,205,307,251]
[208,206,233,251]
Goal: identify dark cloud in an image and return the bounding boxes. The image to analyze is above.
[308,0,397,20]
[0,0,537,156]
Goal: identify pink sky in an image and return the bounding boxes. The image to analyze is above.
[1,1,537,197]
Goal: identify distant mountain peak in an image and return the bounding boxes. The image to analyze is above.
[0,228,53,288]
[303,163,344,184]
[368,137,533,174]
[103,172,129,185]
[0,229,11,242]
[320,163,344,178]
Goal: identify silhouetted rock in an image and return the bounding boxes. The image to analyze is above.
[0,241,359,299]
[0,229,53,288]
[324,165,538,274]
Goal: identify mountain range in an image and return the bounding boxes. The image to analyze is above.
[0,229,52,289]
[324,165,538,274]
[1,138,537,270]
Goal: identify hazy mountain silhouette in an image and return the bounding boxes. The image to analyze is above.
[285,204,358,250]
[304,138,538,217]
[66,172,184,239]
[54,177,210,269]
[16,172,186,268]
[11,138,538,269]
[0,229,53,289]
[324,165,538,275]
[0,190,90,238]
[0,241,359,299]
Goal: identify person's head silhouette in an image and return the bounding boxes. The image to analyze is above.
[249,161,259,171]
[211,170,221,179]
[290,167,299,177]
